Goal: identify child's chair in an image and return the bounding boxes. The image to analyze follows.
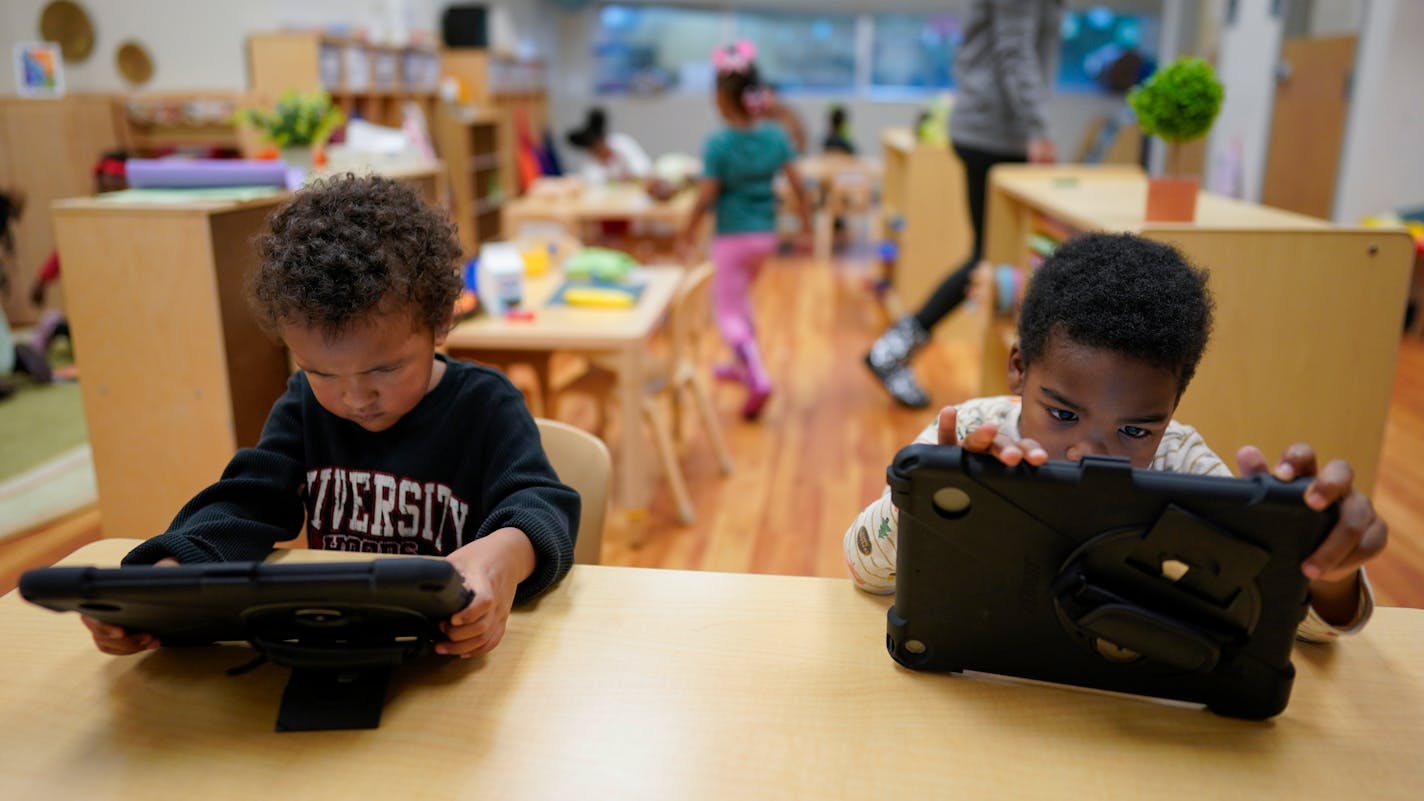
[552,262,733,526]
[534,417,610,565]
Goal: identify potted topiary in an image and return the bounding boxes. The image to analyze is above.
[1128,56,1224,222]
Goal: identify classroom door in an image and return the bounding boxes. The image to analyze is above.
[1261,35,1356,219]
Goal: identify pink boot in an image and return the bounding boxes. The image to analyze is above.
[735,341,773,420]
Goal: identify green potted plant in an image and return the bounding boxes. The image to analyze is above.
[237,90,345,170]
[1128,56,1224,222]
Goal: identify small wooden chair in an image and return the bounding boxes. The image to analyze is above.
[535,417,610,565]
[552,262,733,525]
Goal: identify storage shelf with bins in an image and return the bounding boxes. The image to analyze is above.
[246,31,440,131]
[440,48,549,203]
[434,105,504,255]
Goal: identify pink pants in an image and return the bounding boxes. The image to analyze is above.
[711,232,778,348]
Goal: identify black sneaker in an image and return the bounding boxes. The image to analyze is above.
[866,315,929,373]
[864,355,930,408]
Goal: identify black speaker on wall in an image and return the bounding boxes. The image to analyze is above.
[442,5,489,48]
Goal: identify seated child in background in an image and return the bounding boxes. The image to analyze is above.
[822,104,856,155]
[844,233,1387,642]
[84,174,579,658]
[566,107,651,185]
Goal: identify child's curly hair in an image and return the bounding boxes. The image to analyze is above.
[1017,232,1215,396]
[250,174,461,339]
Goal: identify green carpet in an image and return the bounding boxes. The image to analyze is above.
[0,375,89,482]
[0,334,96,539]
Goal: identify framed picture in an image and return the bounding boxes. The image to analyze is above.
[14,42,65,97]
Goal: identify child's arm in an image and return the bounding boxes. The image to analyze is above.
[678,177,720,263]
[435,380,578,656]
[1236,444,1388,634]
[461,378,579,603]
[780,161,814,247]
[439,527,536,657]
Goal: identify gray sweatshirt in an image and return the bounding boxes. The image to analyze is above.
[949,0,1063,155]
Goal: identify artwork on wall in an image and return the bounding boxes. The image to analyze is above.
[13,42,66,97]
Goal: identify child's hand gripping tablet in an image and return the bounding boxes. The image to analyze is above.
[80,557,179,655]
[438,527,537,658]
[1237,444,1387,624]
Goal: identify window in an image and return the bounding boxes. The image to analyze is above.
[589,4,1162,97]
[593,4,725,94]
[1058,7,1160,93]
[732,10,857,92]
[870,12,962,93]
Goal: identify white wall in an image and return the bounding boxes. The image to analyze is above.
[1333,0,1424,221]
[1204,0,1282,200]
[0,0,542,93]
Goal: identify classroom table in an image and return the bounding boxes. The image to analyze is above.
[4,539,1422,800]
[502,181,696,237]
[443,266,682,514]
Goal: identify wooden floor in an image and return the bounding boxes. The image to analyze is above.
[4,253,1422,609]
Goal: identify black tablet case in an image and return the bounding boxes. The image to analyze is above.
[885,445,1333,719]
[21,559,471,730]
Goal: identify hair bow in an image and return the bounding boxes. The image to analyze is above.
[712,40,757,74]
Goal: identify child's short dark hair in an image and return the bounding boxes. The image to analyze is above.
[1016,232,1215,394]
[251,174,461,339]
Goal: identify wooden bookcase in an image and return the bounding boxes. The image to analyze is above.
[440,48,548,208]
[246,32,440,131]
[978,164,1413,493]
[432,105,502,256]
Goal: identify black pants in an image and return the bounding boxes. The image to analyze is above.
[913,143,1026,331]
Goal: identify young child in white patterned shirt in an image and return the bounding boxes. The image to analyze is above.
[844,232,1388,642]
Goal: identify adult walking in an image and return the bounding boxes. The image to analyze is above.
[865,0,1063,407]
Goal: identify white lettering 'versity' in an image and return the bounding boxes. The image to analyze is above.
[371,474,398,537]
[304,466,468,555]
[347,471,371,533]
[330,469,349,529]
[397,479,421,538]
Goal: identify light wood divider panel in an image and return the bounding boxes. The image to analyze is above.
[1150,228,1411,493]
[51,197,291,540]
[977,165,1411,493]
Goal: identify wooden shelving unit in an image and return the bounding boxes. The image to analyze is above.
[433,105,503,255]
[246,31,440,131]
[440,48,548,204]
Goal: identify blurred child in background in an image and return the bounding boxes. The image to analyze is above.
[679,41,812,421]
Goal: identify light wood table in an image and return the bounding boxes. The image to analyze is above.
[4,539,1423,800]
[444,267,682,513]
[980,165,1414,493]
[502,182,696,237]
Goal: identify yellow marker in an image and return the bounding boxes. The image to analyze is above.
[565,286,636,308]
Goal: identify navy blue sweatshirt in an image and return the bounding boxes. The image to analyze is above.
[124,357,579,603]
